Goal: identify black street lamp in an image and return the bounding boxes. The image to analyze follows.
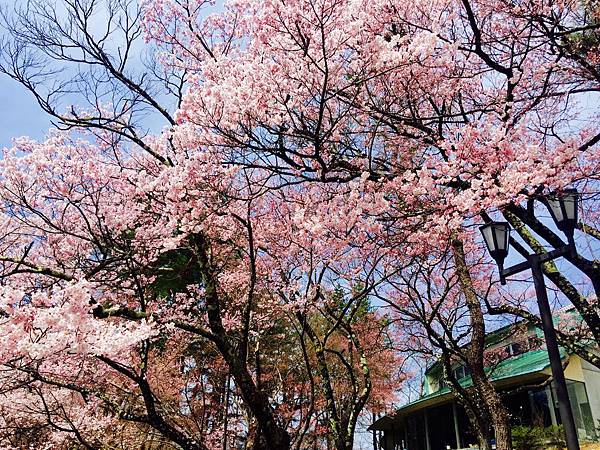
[545,188,579,248]
[479,221,510,274]
[480,189,581,450]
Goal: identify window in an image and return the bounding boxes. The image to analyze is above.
[436,364,472,391]
[566,380,597,440]
[505,342,524,357]
[453,365,471,380]
[438,377,447,390]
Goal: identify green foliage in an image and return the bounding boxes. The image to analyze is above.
[352,296,371,321]
[149,248,201,297]
[564,30,600,54]
[511,425,566,450]
[330,284,372,324]
[511,426,544,450]
[562,0,600,56]
[545,425,566,447]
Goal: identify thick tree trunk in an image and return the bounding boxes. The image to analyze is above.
[452,239,512,450]
[476,429,492,450]
[246,419,268,450]
[334,437,349,450]
[456,394,492,450]
[492,413,512,450]
[473,375,512,450]
[194,235,291,450]
[333,416,354,450]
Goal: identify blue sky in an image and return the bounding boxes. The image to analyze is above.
[0,0,52,148]
[0,75,52,148]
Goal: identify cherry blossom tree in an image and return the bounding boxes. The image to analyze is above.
[1,0,599,448]
[0,130,402,450]
[379,238,516,450]
[136,0,599,448]
[0,1,407,448]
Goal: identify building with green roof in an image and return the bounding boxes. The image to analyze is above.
[370,320,600,450]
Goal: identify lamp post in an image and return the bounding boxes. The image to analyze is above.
[480,189,581,450]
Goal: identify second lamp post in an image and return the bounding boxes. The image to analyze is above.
[480,189,580,450]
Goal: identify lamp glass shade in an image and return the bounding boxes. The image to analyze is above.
[479,222,510,264]
[545,188,579,233]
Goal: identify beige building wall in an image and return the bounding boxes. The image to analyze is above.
[581,358,600,430]
[565,355,586,382]
[541,355,586,381]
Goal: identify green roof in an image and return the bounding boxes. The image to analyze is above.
[423,311,577,379]
[424,321,534,378]
[398,348,566,413]
[487,348,563,381]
